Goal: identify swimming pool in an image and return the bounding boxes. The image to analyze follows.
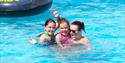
[0,0,125,63]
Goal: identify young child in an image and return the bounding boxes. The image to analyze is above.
[55,18,72,49]
[52,10,72,49]
[29,19,57,45]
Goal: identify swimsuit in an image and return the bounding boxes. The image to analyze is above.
[37,32,56,45]
[58,32,71,45]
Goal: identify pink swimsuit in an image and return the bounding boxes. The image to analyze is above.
[58,32,71,45]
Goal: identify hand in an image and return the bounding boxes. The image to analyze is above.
[61,46,70,49]
[29,38,37,44]
[52,10,59,18]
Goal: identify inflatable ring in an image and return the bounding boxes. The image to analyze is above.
[0,0,52,16]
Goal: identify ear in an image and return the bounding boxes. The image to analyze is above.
[78,30,82,34]
[80,29,82,32]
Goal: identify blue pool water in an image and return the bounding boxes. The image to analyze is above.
[0,0,125,63]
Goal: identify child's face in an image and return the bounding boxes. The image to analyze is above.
[45,22,56,35]
[59,22,69,35]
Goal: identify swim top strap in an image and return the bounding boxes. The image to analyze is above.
[37,32,50,37]
[43,32,50,37]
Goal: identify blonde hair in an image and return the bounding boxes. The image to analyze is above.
[57,17,70,28]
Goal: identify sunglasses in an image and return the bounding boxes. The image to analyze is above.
[70,30,78,33]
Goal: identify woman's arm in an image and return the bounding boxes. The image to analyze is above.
[81,37,92,50]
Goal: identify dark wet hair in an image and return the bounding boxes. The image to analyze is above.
[45,18,56,27]
[57,17,70,28]
[71,21,85,32]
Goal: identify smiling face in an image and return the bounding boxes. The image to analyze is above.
[70,24,80,40]
[45,22,56,36]
[59,22,69,35]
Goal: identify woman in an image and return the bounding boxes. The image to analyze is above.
[70,21,91,50]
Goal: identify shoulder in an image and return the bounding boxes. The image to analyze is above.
[81,36,91,50]
[39,33,51,42]
[81,36,89,42]
[39,33,48,39]
[55,33,61,39]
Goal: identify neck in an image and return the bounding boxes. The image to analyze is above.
[74,35,82,41]
[45,32,54,37]
[49,34,54,36]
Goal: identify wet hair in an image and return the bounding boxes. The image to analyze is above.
[45,18,56,27]
[71,21,85,32]
[57,17,70,28]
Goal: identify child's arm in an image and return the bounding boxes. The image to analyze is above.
[55,34,64,48]
[29,34,46,44]
[29,38,37,44]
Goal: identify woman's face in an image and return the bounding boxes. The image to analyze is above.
[59,22,69,35]
[70,24,80,40]
[45,22,56,35]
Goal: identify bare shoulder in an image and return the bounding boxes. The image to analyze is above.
[55,33,61,39]
[39,34,46,39]
[81,36,91,50]
[81,36,89,42]
[39,34,48,42]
